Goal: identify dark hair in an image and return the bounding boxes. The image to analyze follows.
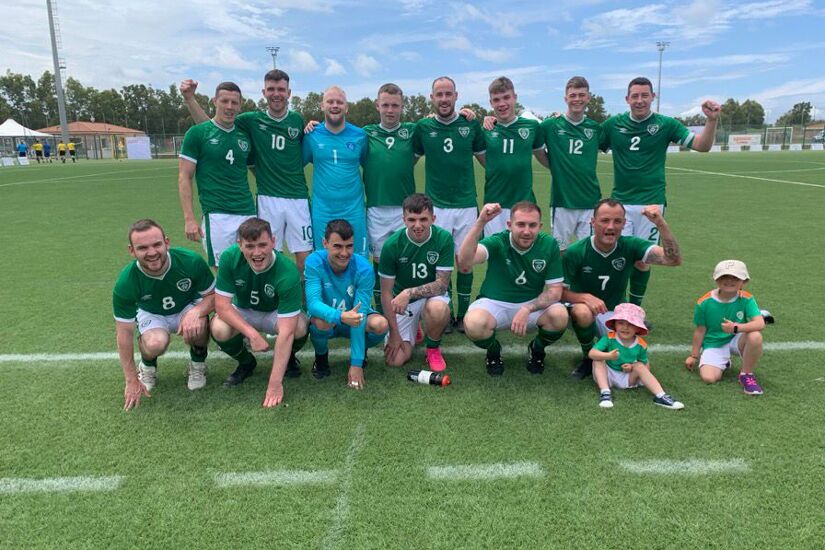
[325,219,354,241]
[593,198,626,216]
[215,81,242,97]
[566,76,590,92]
[128,219,165,244]
[488,76,515,95]
[627,77,653,95]
[377,83,403,97]
[431,76,456,91]
[264,69,290,84]
[237,217,273,242]
[511,201,541,218]
[402,193,434,215]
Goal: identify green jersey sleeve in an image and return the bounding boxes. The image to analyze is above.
[668,117,693,147]
[593,334,610,352]
[472,119,486,154]
[112,282,138,322]
[637,343,649,364]
[377,235,399,278]
[479,232,505,261]
[215,255,237,298]
[180,125,202,162]
[744,295,761,320]
[275,263,303,316]
[413,123,424,156]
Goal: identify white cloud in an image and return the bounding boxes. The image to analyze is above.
[213,45,258,71]
[441,35,473,51]
[324,58,346,76]
[353,54,380,77]
[725,0,812,20]
[400,0,427,15]
[639,53,790,69]
[475,49,514,63]
[285,50,320,73]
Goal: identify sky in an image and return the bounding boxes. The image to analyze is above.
[2,0,825,122]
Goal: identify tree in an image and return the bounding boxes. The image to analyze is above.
[740,100,765,127]
[675,114,706,126]
[403,94,430,121]
[776,102,812,127]
[299,91,323,124]
[720,98,744,127]
[461,103,489,119]
[585,94,608,123]
[347,97,379,127]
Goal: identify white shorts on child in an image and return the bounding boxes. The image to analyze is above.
[606,367,643,389]
[700,333,743,370]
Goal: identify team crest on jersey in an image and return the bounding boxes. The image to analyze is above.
[347,285,355,297]
[518,128,530,140]
[288,127,300,139]
[584,128,594,140]
[736,311,744,321]
[346,142,355,151]
[532,259,546,272]
[209,138,220,145]
[264,284,275,298]
[647,124,659,136]
[458,127,470,138]
[427,251,439,265]
[176,278,192,292]
[238,139,250,151]
[398,128,409,139]
[611,258,626,271]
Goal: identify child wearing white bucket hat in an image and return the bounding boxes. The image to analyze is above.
[588,302,684,409]
[685,260,766,395]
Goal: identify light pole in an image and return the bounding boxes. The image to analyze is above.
[266,46,280,70]
[656,41,670,113]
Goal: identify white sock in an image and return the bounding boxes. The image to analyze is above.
[655,391,665,398]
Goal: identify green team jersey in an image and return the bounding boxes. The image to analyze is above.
[377,225,454,296]
[478,231,563,303]
[113,247,215,321]
[180,120,255,215]
[594,332,649,371]
[215,244,302,314]
[600,112,694,205]
[541,115,603,209]
[563,236,653,311]
[235,110,307,199]
[413,114,485,208]
[694,289,761,349]
[362,122,417,208]
[482,117,541,207]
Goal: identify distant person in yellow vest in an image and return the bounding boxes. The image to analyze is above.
[67,141,77,162]
[57,141,67,163]
[118,138,126,160]
[32,140,44,163]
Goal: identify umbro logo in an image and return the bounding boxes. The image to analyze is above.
[208,138,220,145]
[141,294,152,301]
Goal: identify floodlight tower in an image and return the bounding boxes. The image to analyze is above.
[656,41,670,113]
[47,0,70,145]
[266,46,280,70]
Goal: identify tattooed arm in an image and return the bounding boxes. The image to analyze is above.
[641,206,682,266]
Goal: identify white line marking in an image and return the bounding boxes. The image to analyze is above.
[666,165,825,188]
[427,461,545,481]
[0,475,123,494]
[1,341,822,365]
[619,459,748,475]
[0,166,172,188]
[322,423,365,550]
[215,469,338,488]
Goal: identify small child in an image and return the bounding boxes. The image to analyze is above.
[685,260,765,395]
[589,302,684,410]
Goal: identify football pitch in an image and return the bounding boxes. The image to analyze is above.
[1,152,823,548]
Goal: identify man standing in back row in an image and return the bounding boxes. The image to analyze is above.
[414,76,486,332]
[600,77,719,307]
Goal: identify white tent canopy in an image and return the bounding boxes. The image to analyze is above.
[0,119,53,138]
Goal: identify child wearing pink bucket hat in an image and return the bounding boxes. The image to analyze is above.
[588,302,684,409]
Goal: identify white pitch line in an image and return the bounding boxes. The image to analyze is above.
[427,461,545,481]
[619,459,748,475]
[666,165,825,188]
[322,423,366,550]
[0,166,173,188]
[1,341,823,365]
[0,475,123,494]
[215,469,338,488]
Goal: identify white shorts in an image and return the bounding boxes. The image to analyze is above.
[552,207,593,250]
[233,306,303,334]
[483,208,510,238]
[203,213,255,267]
[606,367,643,389]
[468,298,564,332]
[367,206,404,258]
[136,303,196,335]
[256,196,313,254]
[621,204,665,243]
[700,334,743,370]
[433,206,477,251]
[395,295,450,343]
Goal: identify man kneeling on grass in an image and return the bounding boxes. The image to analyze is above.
[114,219,215,410]
[211,218,308,408]
[305,219,388,390]
[457,201,568,376]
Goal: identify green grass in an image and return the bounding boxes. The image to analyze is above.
[1,153,823,549]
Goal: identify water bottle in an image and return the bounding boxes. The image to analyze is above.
[407,369,450,387]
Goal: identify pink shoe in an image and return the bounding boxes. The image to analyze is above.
[426,348,447,372]
[415,325,425,345]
